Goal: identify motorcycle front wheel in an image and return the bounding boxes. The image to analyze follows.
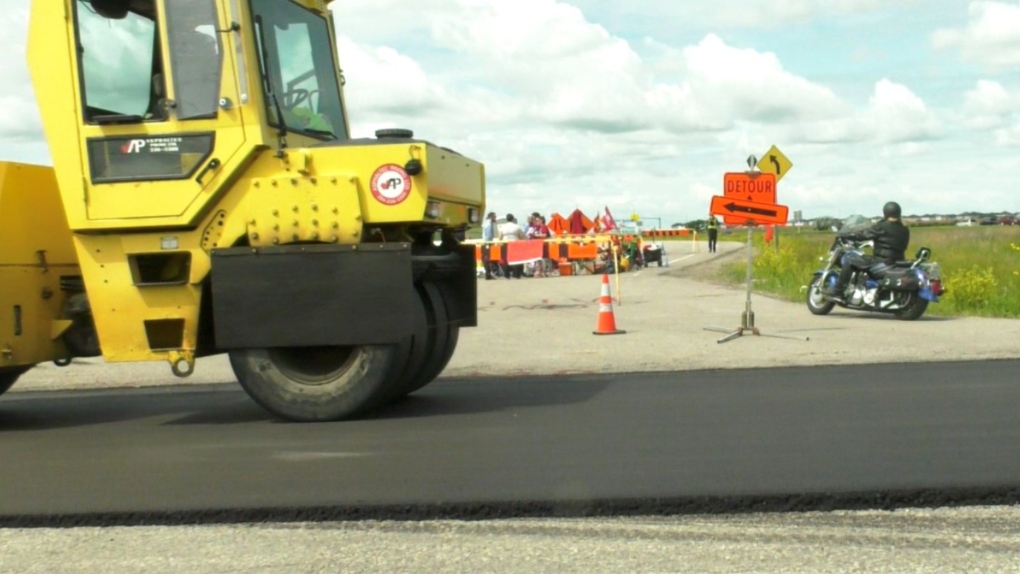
[893,292,929,321]
[806,275,836,315]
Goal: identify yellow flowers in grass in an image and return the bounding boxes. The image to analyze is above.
[1013,243,1019,277]
[944,266,998,310]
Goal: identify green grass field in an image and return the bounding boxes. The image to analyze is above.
[719,225,1020,318]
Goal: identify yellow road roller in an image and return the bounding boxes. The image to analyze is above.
[0,0,485,421]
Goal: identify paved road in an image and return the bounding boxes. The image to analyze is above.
[3,360,1019,521]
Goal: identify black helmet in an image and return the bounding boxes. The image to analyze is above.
[882,201,902,219]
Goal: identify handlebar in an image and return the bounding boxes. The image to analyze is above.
[831,236,873,251]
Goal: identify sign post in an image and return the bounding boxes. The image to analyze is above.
[703,186,806,344]
[753,144,793,251]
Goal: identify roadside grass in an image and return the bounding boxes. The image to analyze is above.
[720,225,1020,318]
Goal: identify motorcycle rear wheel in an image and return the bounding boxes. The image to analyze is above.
[893,292,929,321]
[806,276,835,315]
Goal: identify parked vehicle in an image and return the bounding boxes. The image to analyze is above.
[805,216,944,321]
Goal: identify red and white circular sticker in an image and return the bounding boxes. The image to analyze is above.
[370,164,412,205]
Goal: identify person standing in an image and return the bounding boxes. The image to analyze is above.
[707,214,720,253]
[499,214,525,279]
[481,212,497,280]
[527,214,551,277]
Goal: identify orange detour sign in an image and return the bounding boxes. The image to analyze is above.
[593,273,625,335]
[723,172,776,204]
[710,195,789,226]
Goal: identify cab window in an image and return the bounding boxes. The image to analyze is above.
[75,0,165,124]
[250,0,347,139]
[164,0,223,120]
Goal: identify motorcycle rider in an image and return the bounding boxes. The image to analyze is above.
[823,201,910,302]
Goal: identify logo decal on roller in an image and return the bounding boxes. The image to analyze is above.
[370,164,412,205]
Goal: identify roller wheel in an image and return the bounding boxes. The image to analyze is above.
[229,345,399,422]
[0,367,29,397]
[378,283,433,404]
[405,282,460,394]
[806,275,836,316]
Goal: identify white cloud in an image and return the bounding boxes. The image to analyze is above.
[0,94,42,142]
[337,38,444,116]
[430,0,651,131]
[866,79,941,143]
[598,0,891,29]
[963,80,1016,129]
[672,34,847,127]
[932,1,1020,69]
[361,0,852,135]
[994,123,1020,146]
[0,6,44,149]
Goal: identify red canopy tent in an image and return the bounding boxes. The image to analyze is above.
[567,209,595,235]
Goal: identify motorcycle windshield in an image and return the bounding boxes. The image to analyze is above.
[839,214,871,234]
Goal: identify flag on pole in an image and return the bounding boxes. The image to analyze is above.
[600,206,618,232]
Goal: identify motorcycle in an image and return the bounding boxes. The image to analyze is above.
[805,215,945,321]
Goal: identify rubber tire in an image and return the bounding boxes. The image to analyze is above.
[806,275,836,316]
[229,345,398,422]
[0,367,29,397]
[894,293,929,321]
[406,282,459,394]
[379,284,433,404]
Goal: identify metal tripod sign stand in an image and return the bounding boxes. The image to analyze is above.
[704,225,809,344]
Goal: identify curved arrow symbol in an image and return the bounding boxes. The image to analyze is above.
[770,155,782,175]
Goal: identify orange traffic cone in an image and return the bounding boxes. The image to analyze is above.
[593,273,626,335]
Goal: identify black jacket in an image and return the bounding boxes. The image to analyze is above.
[843,219,910,263]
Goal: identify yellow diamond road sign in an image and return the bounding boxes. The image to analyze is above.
[756,145,793,182]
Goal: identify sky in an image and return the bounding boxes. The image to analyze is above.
[2,1,1019,224]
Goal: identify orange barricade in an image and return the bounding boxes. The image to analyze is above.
[642,229,690,238]
[473,235,623,277]
[567,242,598,259]
[474,244,502,261]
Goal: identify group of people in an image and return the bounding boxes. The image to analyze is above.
[480,212,554,280]
[479,200,911,297]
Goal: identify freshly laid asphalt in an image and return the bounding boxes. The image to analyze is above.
[2,360,1020,521]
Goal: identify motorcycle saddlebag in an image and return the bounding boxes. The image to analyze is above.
[879,273,921,291]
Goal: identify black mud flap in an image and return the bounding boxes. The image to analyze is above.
[211,244,413,349]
